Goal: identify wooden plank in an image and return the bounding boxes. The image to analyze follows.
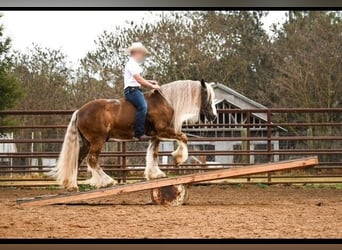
[18,156,318,207]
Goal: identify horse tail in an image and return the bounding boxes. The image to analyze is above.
[48,110,80,190]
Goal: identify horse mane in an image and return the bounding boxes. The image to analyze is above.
[160,80,215,133]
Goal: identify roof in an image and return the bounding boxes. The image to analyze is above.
[211,83,268,108]
[210,82,287,132]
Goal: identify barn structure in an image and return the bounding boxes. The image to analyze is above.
[0,133,16,165]
[160,83,286,166]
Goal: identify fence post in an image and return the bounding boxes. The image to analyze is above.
[267,110,272,183]
[116,142,121,183]
[246,111,251,165]
[122,141,127,183]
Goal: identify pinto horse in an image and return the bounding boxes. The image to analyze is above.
[49,80,217,191]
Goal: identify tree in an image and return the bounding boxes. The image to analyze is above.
[0,14,22,135]
[70,71,118,107]
[0,14,22,111]
[13,45,73,111]
[11,45,75,152]
[270,11,342,109]
[79,11,273,103]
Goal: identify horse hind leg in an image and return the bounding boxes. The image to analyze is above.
[78,132,90,168]
[145,139,166,180]
[85,140,115,189]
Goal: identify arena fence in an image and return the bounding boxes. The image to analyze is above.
[0,108,342,185]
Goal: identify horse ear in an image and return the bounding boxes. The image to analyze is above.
[200,79,207,89]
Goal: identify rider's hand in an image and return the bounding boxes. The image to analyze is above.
[152,84,161,90]
[149,80,159,85]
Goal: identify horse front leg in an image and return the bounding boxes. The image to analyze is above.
[172,138,188,167]
[156,128,189,166]
[144,138,167,180]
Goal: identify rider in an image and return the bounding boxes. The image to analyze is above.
[124,42,160,141]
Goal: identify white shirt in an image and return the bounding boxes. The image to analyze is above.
[124,57,143,89]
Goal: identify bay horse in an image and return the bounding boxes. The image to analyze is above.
[49,80,217,191]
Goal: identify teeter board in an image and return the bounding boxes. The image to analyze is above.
[17,156,318,207]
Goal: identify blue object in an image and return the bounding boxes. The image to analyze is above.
[124,87,148,138]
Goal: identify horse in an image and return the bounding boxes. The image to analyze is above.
[49,79,217,191]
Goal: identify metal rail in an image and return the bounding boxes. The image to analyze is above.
[1,108,342,185]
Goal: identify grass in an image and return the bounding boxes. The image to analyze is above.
[256,183,269,189]
[165,172,179,178]
[212,182,270,189]
[78,184,97,192]
[233,183,245,189]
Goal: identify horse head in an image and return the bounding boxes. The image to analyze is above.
[200,79,217,123]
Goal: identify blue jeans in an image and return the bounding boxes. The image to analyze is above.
[124,87,147,138]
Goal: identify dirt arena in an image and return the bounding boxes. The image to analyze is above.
[0,185,341,238]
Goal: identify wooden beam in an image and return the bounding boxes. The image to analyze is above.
[18,156,318,207]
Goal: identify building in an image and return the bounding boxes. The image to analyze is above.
[0,133,17,175]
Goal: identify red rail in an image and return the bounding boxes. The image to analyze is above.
[1,108,342,184]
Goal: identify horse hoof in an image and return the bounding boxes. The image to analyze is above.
[145,171,166,180]
[159,173,167,178]
[151,172,167,179]
[97,179,116,189]
[103,180,115,188]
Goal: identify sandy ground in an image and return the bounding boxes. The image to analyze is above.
[0,185,341,238]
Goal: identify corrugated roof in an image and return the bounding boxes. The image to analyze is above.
[211,82,287,132]
[211,83,268,109]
